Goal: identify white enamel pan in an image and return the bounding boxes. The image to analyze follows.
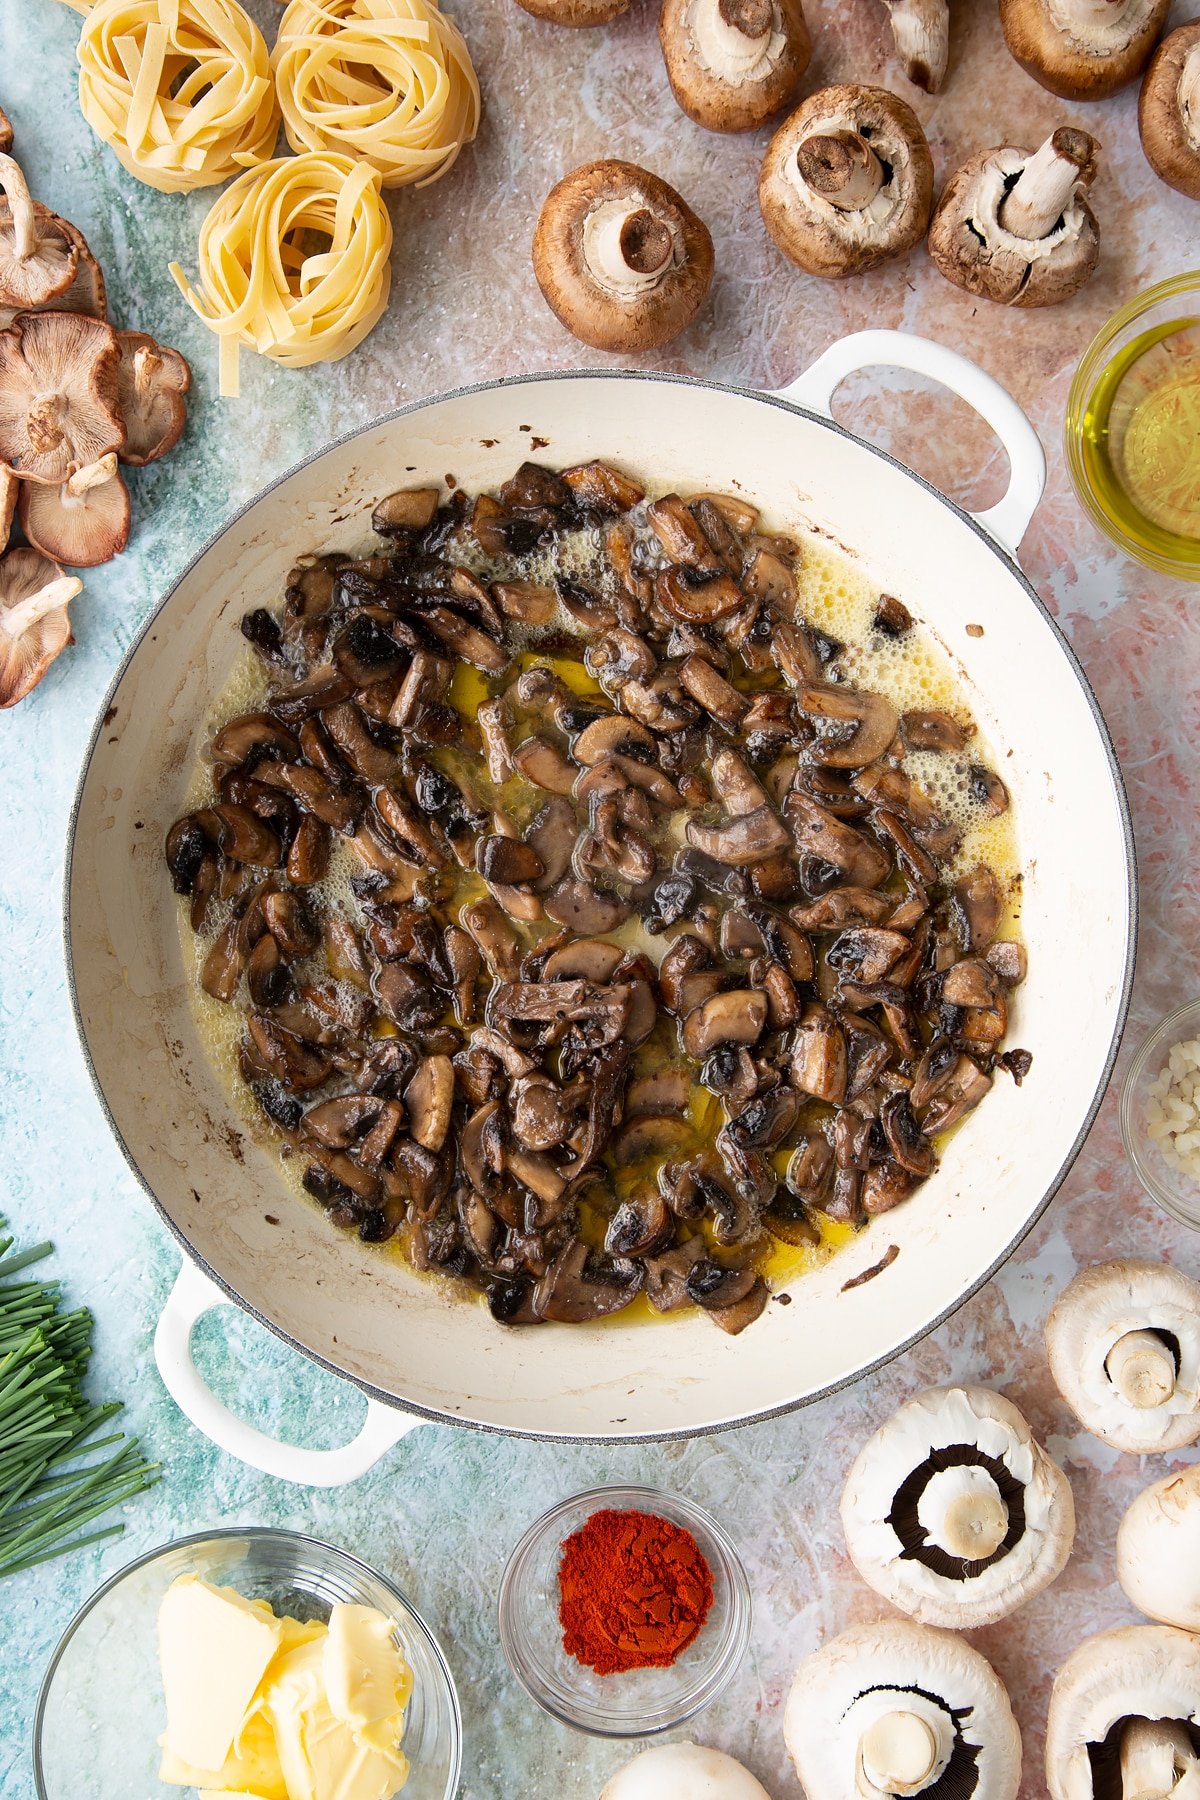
[66,330,1136,1485]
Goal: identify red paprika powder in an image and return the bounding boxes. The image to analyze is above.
[557,1507,714,1676]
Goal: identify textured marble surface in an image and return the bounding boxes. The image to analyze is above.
[2,1,1199,1795]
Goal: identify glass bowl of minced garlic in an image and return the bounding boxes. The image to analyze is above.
[33,1526,461,1800]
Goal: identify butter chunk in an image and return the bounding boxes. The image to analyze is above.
[324,1606,409,1735]
[159,1575,284,1771]
[304,1700,409,1800]
[159,1707,288,1799]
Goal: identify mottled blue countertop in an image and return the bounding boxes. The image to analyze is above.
[3,2,1199,1797]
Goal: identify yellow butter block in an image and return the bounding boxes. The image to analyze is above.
[159,1576,283,1771]
[159,1709,289,1800]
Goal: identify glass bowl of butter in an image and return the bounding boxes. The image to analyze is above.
[33,1526,461,1800]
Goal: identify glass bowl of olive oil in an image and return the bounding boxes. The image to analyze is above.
[1065,270,1200,580]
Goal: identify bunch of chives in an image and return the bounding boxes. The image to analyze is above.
[0,1221,159,1577]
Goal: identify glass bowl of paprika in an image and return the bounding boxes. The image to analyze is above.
[496,1484,752,1738]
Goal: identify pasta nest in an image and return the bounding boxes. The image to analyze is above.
[74,0,280,193]
[271,0,481,189]
[169,151,392,395]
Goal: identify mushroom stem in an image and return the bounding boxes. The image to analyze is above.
[859,1711,941,1795]
[0,152,37,264]
[1,573,81,641]
[65,452,118,498]
[796,132,885,210]
[1119,1717,1200,1800]
[1000,128,1099,239]
[1068,0,1137,19]
[1180,44,1200,149]
[132,343,164,404]
[1106,1329,1178,1409]
[691,0,775,70]
[883,0,950,93]
[916,1463,1010,1559]
[583,201,676,294]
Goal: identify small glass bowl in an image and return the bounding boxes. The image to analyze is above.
[497,1484,751,1738]
[33,1526,461,1800]
[1121,1000,1200,1229]
[1064,270,1200,581]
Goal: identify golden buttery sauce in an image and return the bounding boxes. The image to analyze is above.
[180,512,1022,1324]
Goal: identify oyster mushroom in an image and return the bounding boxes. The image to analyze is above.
[1045,1625,1200,1800]
[0,544,80,708]
[759,84,934,278]
[0,310,124,481]
[114,329,191,466]
[659,0,812,134]
[841,1385,1075,1628]
[599,1741,774,1800]
[17,451,130,566]
[1140,22,1200,200]
[928,128,1101,307]
[0,154,80,310]
[1045,1260,1200,1453]
[786,1619,1022,1800]
[515,0,630,22]
[1000,0,1169,100]
[533,160,714,351]
[1117,1465,1200,1631]
[881,0,951,92]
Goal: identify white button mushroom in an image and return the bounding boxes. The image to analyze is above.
[786,1619,1022,1800]
[758,84,934,279]
[532,160,714,352]
[599,1742,775,1800]
[999,0,1170,101]
[514,0,631,24]
[839,1385,1075,1628]
[1045,1261,1200,1454]
[927,128,1100,307]
[1117,1465,1200,1631]
[1139,22,1200,200]
[1045,1625,1200,1800]
[658,0,811,134]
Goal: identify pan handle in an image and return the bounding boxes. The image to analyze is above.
[777,328,1046,560]
[154,1258,420,1487]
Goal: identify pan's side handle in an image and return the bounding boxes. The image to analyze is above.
[154,1258,419,1487]
[776,328,1047,561]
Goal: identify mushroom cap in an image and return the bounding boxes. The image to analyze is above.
[599,1741,774,1800]
[18,454,131,567]
[0,311,124,482]
[1117,1464,1200,1630]
[999,0,1169,100]
[840,1384,1075,1628]
[0,544,80,709]
[1139,22,1200,200]
[659,0,812,134]
[115,329,191,466]
[1045,1259,1200,1453]
[0,211,108,333]
[785,1619,1022,1800]
[1045,1625,1200,1800]
[758,84,934,278]
[532,160,714,352]
[927,143,1100,308]
[0,156,79,310]
[514,0,630,21]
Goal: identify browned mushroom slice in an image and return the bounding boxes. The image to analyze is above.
[460,897,521,979]
[405,1055,455,1151]
[852,762,959,857]
[0,544,80,708]
[490,979,631,1045]
[475,833,545,887]
[0,311,124,481]
[584,626,657,694]
[785,1132,834,1202]
[460,1098,505,1194]
[288,815,331,885]
[511,734,577,795]
[942,957,1003,1009]
[543,937,624,982]
[785,792,892,888]
[682,989,769,1058]
[302,1093,388,1149]
[685,803,790,867]
[790,1003,848,1103]
[371,486,440,535]
[789,887,893,931]
[799,683,899,769]
[605,1186,672,1257]
[862,1160,919,1215]
[678,652,747,725]
[541,875,632,933]
[560,459,645,512]
[951,863,1004,953]
[872,808,937,885]
[827,927,911,984]
[254,762,361,836]
[260,890,317,958]
[627,1068,691,1118]
[880,1090,934,1177]
[986,940,1027,987]
[685,1258,760,1313]
[902,707,970,752]
[613,1114,695,1166]
[510,1076,576,1151]
[656,566,746,624]
[249,1012,332,1090]
[320,703,395,784]
[921,1054,992,1135]
[642,1238,706,1311]
[709,1275,770,1335]
[646,493,723,571]
[532,1240,641,1323]
[970,764,1011,817]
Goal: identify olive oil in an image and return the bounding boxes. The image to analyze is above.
[1076,318,1200,569]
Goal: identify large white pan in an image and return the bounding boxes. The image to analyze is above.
[66,331,1135,1485]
